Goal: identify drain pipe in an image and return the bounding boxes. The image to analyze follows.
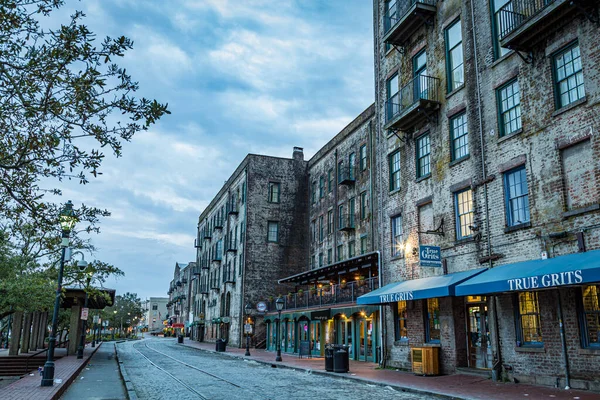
[556,289,571,389]
[469,0,502,381]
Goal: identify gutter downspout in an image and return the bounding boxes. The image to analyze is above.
[469,0,502,381]
[557,290,571,389]
[240,169,249,350]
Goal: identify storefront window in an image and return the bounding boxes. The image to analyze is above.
[581,285,600,348]
[516,292,543,346]
[426,298,440,343]
[395,301,408,341]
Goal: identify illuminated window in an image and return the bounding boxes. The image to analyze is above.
[516,292,543,346]
[426,298,440,343]
[395,300,408,341]
[455,188,474,240]
[391,215,403,257]
[580,285,600,348]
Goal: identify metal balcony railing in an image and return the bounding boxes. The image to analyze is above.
[337,169,356,185]
[384,0,437,35]
[265,277,379,312]
[496,0,557,40]
[385,75,440,125]
[338,214,355,231]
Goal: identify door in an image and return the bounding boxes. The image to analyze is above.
[466,301,492,369]
[413,49,428,101]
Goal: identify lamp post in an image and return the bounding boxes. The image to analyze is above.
[112,310,117,340]
[77,268,92,359]
[275,297,284,362]
[41,200,77,387]
[244,303,252,356]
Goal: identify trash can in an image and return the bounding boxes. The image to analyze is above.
[333,346,349,373]
[177,335,184,344]
[324,345,334,372]
[215,338,227,352]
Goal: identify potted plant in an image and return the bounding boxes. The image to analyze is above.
[309,287,316,296]
[323,284,331,292]
[297,289,304,296]
[340,280,347,289]
[268,295,274,302]
[357,276,366,287]
[287,292,293,299]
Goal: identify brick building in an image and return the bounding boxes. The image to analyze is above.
[192,149,308,347]
[262,106,383,362]
[361,0,600,390]
[166,262,194,335]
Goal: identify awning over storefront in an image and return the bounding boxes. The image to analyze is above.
[357,268,487,305]
[455,250,600,296]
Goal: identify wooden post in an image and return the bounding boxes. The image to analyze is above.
[8,312,23,355]
[68,305,82,355]
[38,312,48,349]
[21,312,33,353]
[30,311,40,350]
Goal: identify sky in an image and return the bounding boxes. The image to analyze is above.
[52,0,375,301]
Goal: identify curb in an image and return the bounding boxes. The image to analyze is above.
[51,342,103,400]
[115,342,138,400]
[178,343,463,400]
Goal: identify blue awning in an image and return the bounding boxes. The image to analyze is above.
[455,250,600,296]
[357,268,487,305]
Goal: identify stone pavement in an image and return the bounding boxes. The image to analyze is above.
[1,343,101,400]
[179,339,600,400]
[61,342,127,400]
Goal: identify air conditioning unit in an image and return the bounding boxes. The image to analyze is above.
[411,347,440,376]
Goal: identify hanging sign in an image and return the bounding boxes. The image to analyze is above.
[80,307,89,321]
[419,245,442,267]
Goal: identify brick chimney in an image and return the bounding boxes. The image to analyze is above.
[293,147,304,161]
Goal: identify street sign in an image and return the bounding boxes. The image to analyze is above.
[256,301,267,312]
[93,315,99,324]
[419,245,442,267]
[244,323,253,334]
[80,308,89,321]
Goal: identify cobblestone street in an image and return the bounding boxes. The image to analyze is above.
[117,338,436,400]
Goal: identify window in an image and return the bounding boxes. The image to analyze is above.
[152,304,158,311]
[455,188,474,240]
[426,298,440,343]
[554,42,585,109]
[267,221,279,242]
[497,79,521,137]
[561,140,598,210]
[328,169,333,193]
[386,73,399,121]
[580,285,600,348]
[338,204,344,230]
[491,0,511,59]
[391,215,403,257]
[241,182,246,204]
[450,112,469,161]
[360,235,368,254]
[516,292,543,346]
[413,49,428,99]
[360,191,368,220]
[360,144,367,171]
[318,215,324,242]
[445,19,464,92]
[349,153,356,180]
[216,240,223,260]
[395,301,408,341]
[337,161,344,183]
[389,150,401,191]
[416,133,431,178]
[327,210,333,235]
[327,248,332,264]
[311,220,316,242]
[268,182,280,203]
[318,253,324,268]
[310,255,315,269]
[319,176,324,198]
[311,181,317,204]
[349,197,356,228]
[337,244,343,262]
[348,241,356,258]
[504,166,530,227]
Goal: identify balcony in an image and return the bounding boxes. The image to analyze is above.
[265,277,379,312]
[214,219,223,230]
[226,243,237,253]
[496,0,582,52]
[201,260,209,270]
[211,256,222,264]
[337,169,356,186]
[385,75,440,132]
[384,0,437,47]
[227,203,239,216]
[200,287,209,295]
[192,267,201,276]
[338,214,356,232]
[203,231,212,240]
[194,238,201,248]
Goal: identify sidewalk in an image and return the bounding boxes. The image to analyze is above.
[1,343,102,400]
[179,339,599,400]
[61,342,127,400]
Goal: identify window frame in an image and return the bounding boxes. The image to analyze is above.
[391,214,403,257]
[268,182,281,203]
[496,78,522,137]
[514,292,543,347]
[395,300,409,341]
[327,210,333,235]
[319,176,324,198]
[552,41,585,110]
[578,285,600,348]
[360,191,368,220]
[450,112,469,162]
[349,152,356,180]
[336,244,343,262]
[318,215,324,242]
[348,240,356,258]
[416,133,431,179]
[445,18,464,93]
[338,204,344,230]
[360,144,367,171]
[328,169,333,193]
[504,166,530,227]
[360,235,368,255]
[389,150,401,192]
[425,298,441,344]
[454,188,474,240]
[267,221,279,243]
[337,161,344,184]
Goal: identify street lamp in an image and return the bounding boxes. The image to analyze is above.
[275,297,284,362]
[244,302,252,356]
[112,310,117,340]
[41,200,77,387]
[77,266,92,359]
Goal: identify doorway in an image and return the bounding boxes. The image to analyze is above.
[466,297,492,369]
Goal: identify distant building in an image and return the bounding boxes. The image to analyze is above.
[144,297,168,333]
[167,262,194,335]
[193,148,308,347]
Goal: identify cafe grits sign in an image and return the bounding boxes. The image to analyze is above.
[507,269,583,291]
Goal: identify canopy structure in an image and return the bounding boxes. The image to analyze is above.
[278,252,378,284]
[357,268,487,305]
[61,287,116,309]
[455,249,600,296]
